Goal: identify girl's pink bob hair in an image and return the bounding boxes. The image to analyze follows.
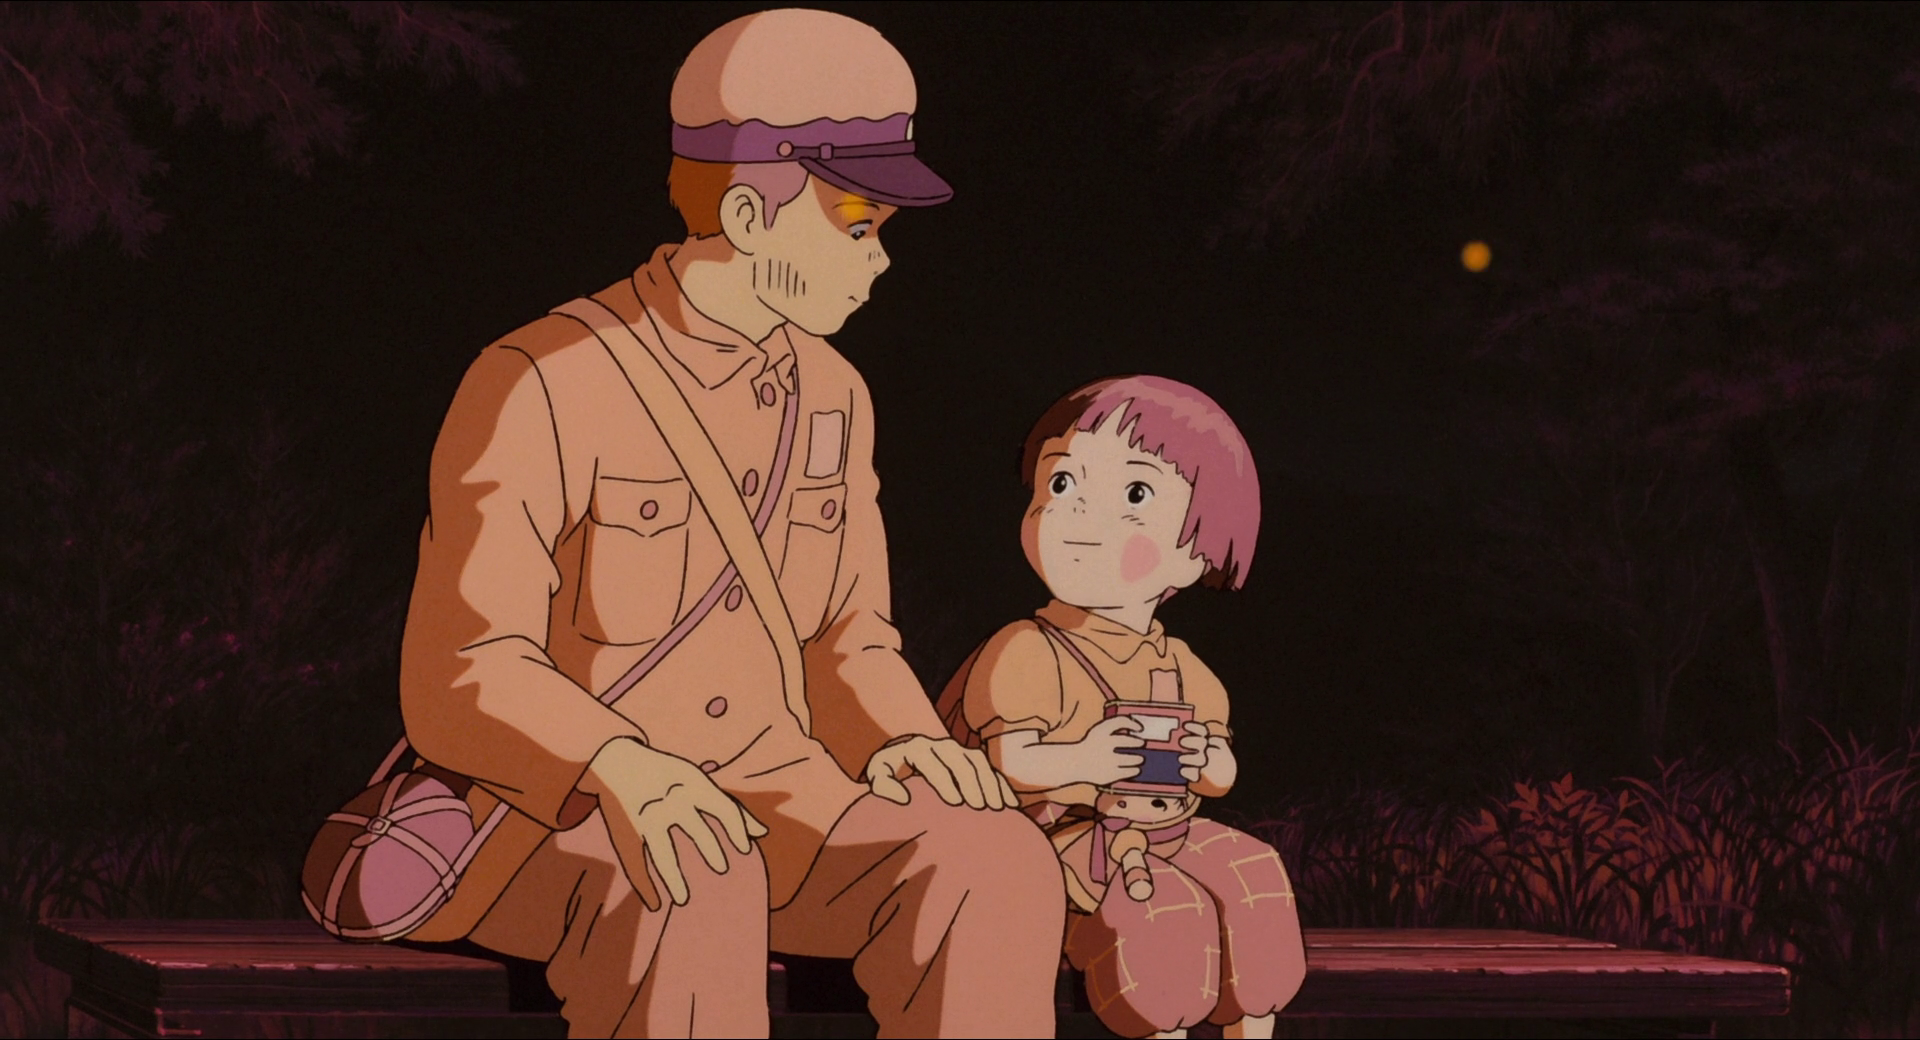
[1021,375,1260,591]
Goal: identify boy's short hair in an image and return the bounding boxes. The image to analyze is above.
[667,157,811,238]
[1021,375,1260,591]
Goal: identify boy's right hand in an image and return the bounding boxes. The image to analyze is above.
[1073,715,1147,787]
[578,738,769,912]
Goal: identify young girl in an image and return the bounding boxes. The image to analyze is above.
[936,375,1307,1039]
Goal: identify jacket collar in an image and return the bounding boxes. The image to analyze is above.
[630,244,795,391]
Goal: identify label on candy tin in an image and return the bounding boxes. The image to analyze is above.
[1102,699,1193,795]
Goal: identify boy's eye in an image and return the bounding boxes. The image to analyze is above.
[849,221,872,240]
[1049,472,1075,496]
[1125,481,1153,506]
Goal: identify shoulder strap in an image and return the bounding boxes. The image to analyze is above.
[564,310,800,711]
[1033,615,1120,702]
[554,296,811,736]
[364,300,808,786]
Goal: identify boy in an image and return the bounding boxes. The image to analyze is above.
[937,375,1308,1039]
[345,9,1062,1037]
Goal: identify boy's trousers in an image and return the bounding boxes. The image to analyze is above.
[468,777,1067,1038]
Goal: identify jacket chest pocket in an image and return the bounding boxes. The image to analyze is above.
[577,475,691,646]
[778,483,847,641]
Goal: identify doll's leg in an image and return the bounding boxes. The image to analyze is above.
[1108,827,1155,901]
[1063,848,1220,1039]
[1162,818,1306,1032]
[1223,1014,1276,1038]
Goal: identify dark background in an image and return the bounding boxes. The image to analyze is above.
[4,1,1910,821]
[8,8,1920,1033]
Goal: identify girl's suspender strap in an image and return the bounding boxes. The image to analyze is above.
[1032,615,1120,702]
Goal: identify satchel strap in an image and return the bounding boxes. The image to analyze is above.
[315,298,808,943]
[556,299,802,710]
[362,297,806,788]
[557,295,811,736]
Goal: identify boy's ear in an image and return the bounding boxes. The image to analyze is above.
[718,184,768,255]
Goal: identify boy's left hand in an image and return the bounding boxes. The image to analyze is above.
[1177,722,1236,790]
[865,735,1020,810]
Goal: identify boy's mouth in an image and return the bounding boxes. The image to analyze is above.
[1062,540,1103,546]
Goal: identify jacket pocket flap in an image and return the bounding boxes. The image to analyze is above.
[592,475,691,536]
[789,483,848,533]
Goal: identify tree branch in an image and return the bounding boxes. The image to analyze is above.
[0,1,518,254]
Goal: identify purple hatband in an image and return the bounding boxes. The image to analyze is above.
[671,114,953,207]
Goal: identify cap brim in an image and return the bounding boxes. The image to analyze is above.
[799,154,954,207]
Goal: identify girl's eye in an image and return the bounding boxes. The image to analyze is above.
[1049,472,1075,496]
[1125,481,1153,506]
[849,221,872,240]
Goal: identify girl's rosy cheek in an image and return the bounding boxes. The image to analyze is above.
[1120,534,1161,583]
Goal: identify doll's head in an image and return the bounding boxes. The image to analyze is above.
[1018,376,1260,609]
[1095,789,1192,826]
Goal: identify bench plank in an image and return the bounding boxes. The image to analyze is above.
[36,919,1791,1037]
[66,980,567,1040]
[1305,929,1618,950]
[39,919,334,941]
[1290,944,1790,1018]
[37,924,514,1015]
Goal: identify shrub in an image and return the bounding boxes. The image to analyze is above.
[0,350,406,1034]
[1235,732,1920,1037]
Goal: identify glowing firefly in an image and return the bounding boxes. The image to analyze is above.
[1461,241,1492,273]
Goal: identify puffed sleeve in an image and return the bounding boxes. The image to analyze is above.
[1171,637,1234,796]
[1169,637,1232,738]
[399,344,649,830]
[963,621,1069,742]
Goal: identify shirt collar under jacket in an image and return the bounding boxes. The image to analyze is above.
[631,244,797,392]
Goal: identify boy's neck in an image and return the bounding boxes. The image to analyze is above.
[669,235,785,344]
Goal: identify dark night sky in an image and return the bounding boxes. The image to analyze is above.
[3,2,1787,811]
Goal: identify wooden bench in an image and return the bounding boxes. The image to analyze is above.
[34,919,1790,1038]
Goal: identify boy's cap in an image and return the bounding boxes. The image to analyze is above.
[669,8,953,208]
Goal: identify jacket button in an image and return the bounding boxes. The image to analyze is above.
[699,760,720,774]
[742,469,759,497]
[725,585,744,611]
[706,697,727,718]
[639,500,658,520]
[759,384,777,406]
[820,499,837,520]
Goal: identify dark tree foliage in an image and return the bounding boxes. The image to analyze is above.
[0,1,519,254]
[1153,1,1584,241]
[1157,2,1920,751]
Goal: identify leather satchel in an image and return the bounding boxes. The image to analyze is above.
[302,294,809,941]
